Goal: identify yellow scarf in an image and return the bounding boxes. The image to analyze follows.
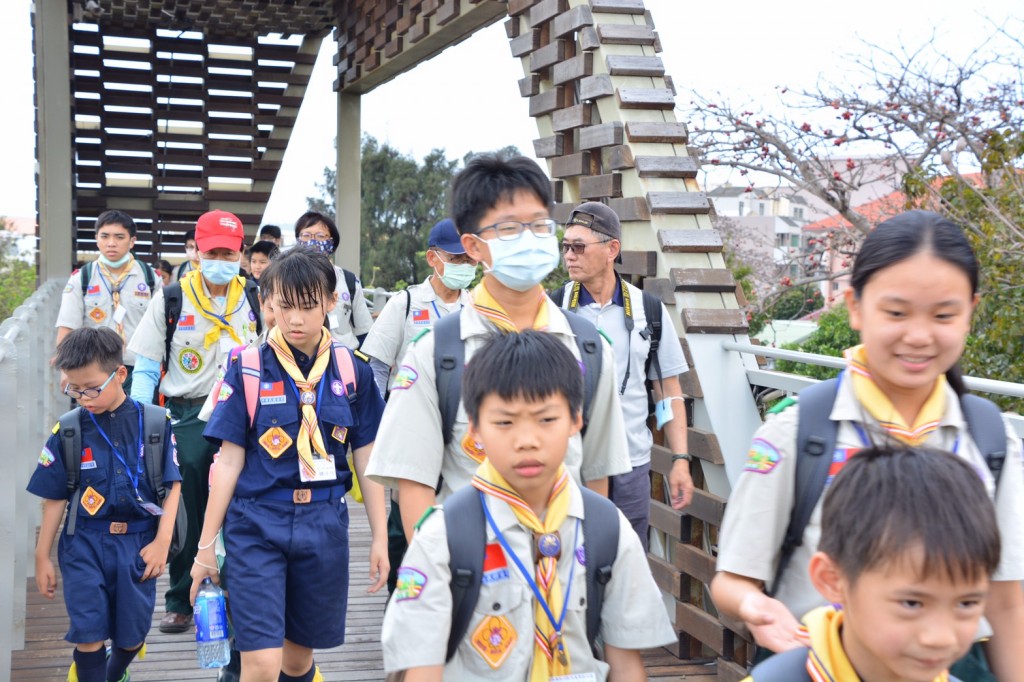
[268,326,333,480]
[472,280,550,333]
[472,459,572,681]
[180,269,245,349]
[845,344,947,446]
[97,256,135,340]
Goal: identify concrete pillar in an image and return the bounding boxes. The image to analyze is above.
[33,0,74,282]
[335,92,362,275]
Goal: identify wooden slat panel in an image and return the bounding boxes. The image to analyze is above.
[579,122,623,150]
[551,103,592,131]
[682,309,749,334]
[618,87,676,110]
[589,0,646,14]
[616,250,657,277]
[510,28,542,57]
[670,268,736,292]
[579,26,601,50]
[579,74,614,100]
[578,173,622,199]
[529,87,564,117]
[717,659,749,682]
[649,192,711,215]
[607,196,649,221]
[533,134,564,158]
[674,542,716,586]
[636,155,699,178]
[659,229,723,253]
[550,151,591,178]
[648,554,683,599]
[606,54,665,77]
[530,39,568,72]
[676,602,726,655]
[606,144,635,170]
[508,0,540,16]
[519,74,541,96]
[649,499,688,540]
[597,23,657,45]
[551,5,593,37]
[529,0,568,26]
[625,121,689,144]
[552,53,593,85]
[643,277,674,305]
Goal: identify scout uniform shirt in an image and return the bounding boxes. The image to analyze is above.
[56,260,161,366]
[329,265,374,349]
[717,373,1024,622]
[360,276,472,387]
[127,282,259,400]
[381,479,676,679]
[364,298,631,501]
[561,278,689,467]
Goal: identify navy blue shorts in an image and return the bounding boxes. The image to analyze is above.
[58,526,156,647]
[224,495,351,651]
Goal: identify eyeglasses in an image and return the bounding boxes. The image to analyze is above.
[476,219,558,241]
[430,249,476,266]
[560,239,611,255]
[64,370,118,400]
[298,232,333,242]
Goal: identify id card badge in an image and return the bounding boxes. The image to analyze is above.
[553,675,596,682]
[300,455,338,483]
[655,398,674,430]
[139,501,164,516]
[112,305,127,325]
[219,336,237,354]
[327,313,339,330]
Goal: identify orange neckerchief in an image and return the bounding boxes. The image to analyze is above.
[472,280,549,334]
[845,344,947,446]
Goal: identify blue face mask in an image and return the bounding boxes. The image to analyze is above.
[482,231,560,292]
[200,258,241,285]
[438,261,477,290]
[301,239,334,255]
[98,253,132,269]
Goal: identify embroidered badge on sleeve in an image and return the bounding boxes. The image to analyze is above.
[744,438,782,474]
[390,365,418,391]
[38,447,55,468]
[394,567,427,601]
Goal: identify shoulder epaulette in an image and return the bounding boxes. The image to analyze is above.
[353,349,370,363]
[768,396,797,415]
[414,504,439,530]
[412,328,432,344]
[51,421,61,434]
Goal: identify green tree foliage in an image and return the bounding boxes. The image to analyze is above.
[775,304,860,380]
[770,284,824,321]
[0,224,37,320]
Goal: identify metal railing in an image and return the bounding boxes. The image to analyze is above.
[0,278,65,674]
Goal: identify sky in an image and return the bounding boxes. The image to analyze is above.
[0,0,1019,227]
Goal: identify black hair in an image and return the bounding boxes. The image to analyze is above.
[184,230,196,243]
[258,246,337,310]
[294,211,340,253]
[820,445,1000,586]
[851,210,979,395]
[462,330,583,426]
[257,224,282,240]
[246,241,279,259]
[95,209,137,238]
[155,259,173,274]
[450,155,552,236]
[54,327,124,374]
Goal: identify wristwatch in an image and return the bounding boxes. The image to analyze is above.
[671,453,692,463]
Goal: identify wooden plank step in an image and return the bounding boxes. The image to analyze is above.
[617,250,657,277]
[528,87,564,117]
[618,87,676,110]
[552,53,593,85]
[670,268,736,292]
[626,121,689,143]
[608,196,649,221]
[529,0,569,26]
[551,5,593,37]
[579,173,622,199]
[648,192,711,215]
[682,308,748,334]
[533,134,564,158]
[636,155,699,178]
[590,0,646,14]
[607,54,665,77]
[551,103,593,131]
[579,121,623,150]
[530,38,567,72]
[659,229,723,253]
[580,74,615,100]
[550,151,591,178]
[597,23,657,45]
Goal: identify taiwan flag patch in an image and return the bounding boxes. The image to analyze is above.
[87,284,101,296]
[178,314,196,331]
[259,381,286,405]
[481,543,510,584]
[412,308,431,325]
[81,447,97,470]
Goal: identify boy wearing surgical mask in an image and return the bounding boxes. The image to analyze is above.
[174,230,200,280]
[366,154,631,547]
[127,209,260,634]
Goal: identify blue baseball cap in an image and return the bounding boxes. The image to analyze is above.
[427,219,465,254]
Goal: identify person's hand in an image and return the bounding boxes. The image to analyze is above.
[738,591,804,653]
[35,556,57,599]
[668,459,695,509]
[367,537,389,594]
[189,546,220,606]
[139,537,171,581]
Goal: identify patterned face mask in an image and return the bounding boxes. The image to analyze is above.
[300,239,334,255]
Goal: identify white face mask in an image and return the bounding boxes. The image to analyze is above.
[437,261,477,290]
[481,231,560,291]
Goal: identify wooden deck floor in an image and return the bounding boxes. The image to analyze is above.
[11,501,715,681]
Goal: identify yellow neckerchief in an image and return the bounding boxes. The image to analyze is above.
[472,279,549,333]
[845,344,947,446]
[268,326,333,480]
[803,606,950,681]
[97,256,135,339]
[180,269,244,349]
[472,459,572,681]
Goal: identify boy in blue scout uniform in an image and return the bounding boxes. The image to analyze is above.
[29,327,181,682]
[381,331,674,680]
[191,247,389,682]
[127,209,259,633]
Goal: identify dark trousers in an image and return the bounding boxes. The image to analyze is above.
[386,498,407,594]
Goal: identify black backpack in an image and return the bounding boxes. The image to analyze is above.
[432,308,603,444]
[770,377,1008,595]
[441,484,620,662]
[162,278,262,371]
[341,268,358,328]
[550,281,663,408]
[59,404,187,560]
[79,260,157,296]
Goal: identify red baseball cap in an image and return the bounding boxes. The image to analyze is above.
[195,210,244,252]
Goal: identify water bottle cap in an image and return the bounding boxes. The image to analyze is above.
[202,577,212,585]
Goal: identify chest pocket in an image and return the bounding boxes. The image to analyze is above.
[254,403,300,459]
[464,579,530,674]
[319,402,355,454]
[79,450,109,491]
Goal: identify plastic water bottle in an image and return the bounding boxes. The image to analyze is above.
[195,578,231,669]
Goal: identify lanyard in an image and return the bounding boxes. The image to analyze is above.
[480,492,580,643]
[97,265,130,299]
[87,400,145,500]
[429,299,442,319]
[568,279,633,394]
[187,278,245,328]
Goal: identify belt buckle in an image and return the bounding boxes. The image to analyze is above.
[293,489,312,504]
[109,522,128,535]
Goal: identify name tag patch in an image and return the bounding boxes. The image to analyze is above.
[482,543,509,584]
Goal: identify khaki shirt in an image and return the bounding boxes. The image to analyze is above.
[328,265,373,349]
[127,284,259,399]
[360,277,471,386]
[717,376,1024,621]
[55,260,162,365]
[365,299,631,499]
[381,480,676,678]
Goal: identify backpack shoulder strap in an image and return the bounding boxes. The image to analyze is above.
[548,283,567,308]
[332,342,358,404]
[640,290,664,384]
[559,309,602,435]
[163,282,183,368]
[79,262,92,297]
[139,260,156,291]
[581,487,620,651]
[433,313,464,446]
[59,408,83,535]
[960,394,1007,484]
[239,346,263,427]
[770,377,841,596]
[343,269,358,325]
[404,287,413,321]
[141,403,167,501]
[243,277,263,335]
[747,646,812,681]
[444,486,486,662]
